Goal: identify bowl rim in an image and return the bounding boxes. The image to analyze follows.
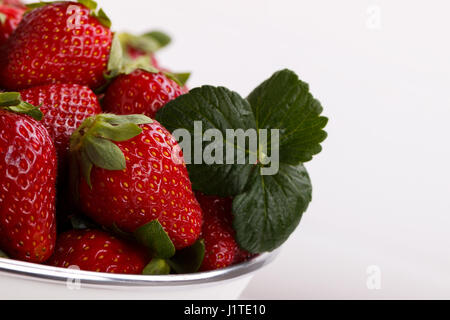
[0,249,280,287]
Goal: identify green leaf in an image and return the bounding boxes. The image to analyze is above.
[26,2,54,11]
[106,33,124,79]
[15,102,44,121]
[77,0,97,10]
[143,30,171,49]
[121,56,159,75]
[172,73,191,86]
[134,220,176,259]
[0,92,21,107]
[154,69,328,253]
[0,249,8,258]
[79,149,93,188]
[156,86,257,197]
[164,71,191,87]
[0,13,6,25]
[99,114,153,126]
[84,136,126,171]
[91,122,143,142]
[76,0,111,29]
[142,259,171,275]
[92,8,111,29]
[247,69,328,164]
[232,163,312,253]
[0,93,43,121]
[168,239,205,274]
[118,30,171,55]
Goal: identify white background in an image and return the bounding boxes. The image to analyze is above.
[90,0,449,299]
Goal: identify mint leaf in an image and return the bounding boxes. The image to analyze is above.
[168,239,205,274]
[247,69,328,164]
[134,220,176,259]
[233,163,312,253]
[157,86,257,196]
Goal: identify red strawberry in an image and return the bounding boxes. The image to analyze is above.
[0,4,24,46]
[20,84,102,170]
[47,229,150,274]
[70,114,203,250]
[195,192,253,271]
[102,69,184,118]
[0,1,113,90]
[1,0,25,9]
[0,98,57,263]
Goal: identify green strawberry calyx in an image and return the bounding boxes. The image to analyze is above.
[141,238,205,275]
[0,249,9,259]
[69,113,153,188]
[0,92,43,121]
[26,0,111,28]
[118,30,172,56]
[0,13,6,25]
[142,258,171,275]
[134,220,176,259]
[103,33,190,89]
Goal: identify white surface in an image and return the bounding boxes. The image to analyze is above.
[23,0,450,299]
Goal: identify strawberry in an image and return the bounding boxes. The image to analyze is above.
[195,192,253,271]
[47,229,150,274]
[102,69,184,119]
[70,114,203,250]
[0,0,113,90]
[0,3,24,47]
[20,84,102,170]
[1,0,25,9]
[0,95,57,262]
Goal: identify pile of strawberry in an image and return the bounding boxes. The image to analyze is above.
[0,0,253,274]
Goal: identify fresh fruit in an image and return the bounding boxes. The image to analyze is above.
[0,0,113,90]
[47,229,150,274]
[1,0,25,9]
[195,192,251,271]
[0,3,24,47]
[102,69,184,118]
[0,96,57,262]
[70,114,203,250]
[20,84,102,170]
